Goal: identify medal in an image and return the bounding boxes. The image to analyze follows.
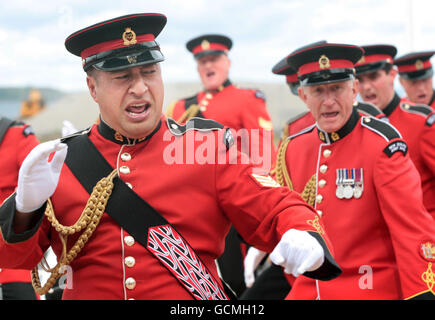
[353,185,363,199]
[343,184,353,199]
[336,169,344,199]
[336,185,344,199]
[353,168,364,199]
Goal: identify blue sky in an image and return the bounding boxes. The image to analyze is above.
[0,0,434,92]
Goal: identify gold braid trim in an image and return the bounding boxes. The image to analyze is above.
[177,104,200,123]
[31,169,118,296]
[300,174,317,207]
[274,138,293,189]
[274,137,317,206]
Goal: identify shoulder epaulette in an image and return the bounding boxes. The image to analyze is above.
[288,123,316,140]
[426,113,435,127]
[167,117,223,136]
[60,127,91,142]
[361,116,401,141]
[361,117,408,157]
[400,102,433,117]
[166,117,234,150]
[355,101,384,117]
[254,90,266,101]
[4,120,35,137]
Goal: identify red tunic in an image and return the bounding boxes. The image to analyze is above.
[0,116,338,300]
[0,120,39,284]
[382,93,435,218]
[283,110,435,299]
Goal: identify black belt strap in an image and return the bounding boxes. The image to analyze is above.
[62,133,232,300]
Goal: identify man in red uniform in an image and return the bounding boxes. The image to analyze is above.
[242,43,387,300]
[166,34,275,169]
[0,13,341,300]
[166,34,276,296]
[394,51,435,109]
[276,42,435,300]
[355,44,435,218]
[0,116,39,299]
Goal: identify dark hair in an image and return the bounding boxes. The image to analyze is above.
[383,63,393,74]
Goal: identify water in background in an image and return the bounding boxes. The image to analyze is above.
[0,100,21,120]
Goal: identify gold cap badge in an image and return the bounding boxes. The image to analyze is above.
[319,55,330,69]
[357,56,365,65]
[415,59,424,70]
[201,40,210,50]
[123,27,137,46]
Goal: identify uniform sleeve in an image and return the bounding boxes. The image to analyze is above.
[214,140,341,281]
[0,194,48,270]
[239,91,277,173]
[374,142,435,299]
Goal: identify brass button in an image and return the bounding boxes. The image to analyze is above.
[125,256,136,268]
[205,93,213,99]
[119,166,130,175]
[319,164,328,173]
[364,117,371,123]
[318,179,326,188]
[124,236,135,247]
[126,182,133,189]
[316,194,323,203]
[200,106,207,112]
[317,210,323,217]
[121,153,132,161]
[125,277,136,290]
[323,149,332,158]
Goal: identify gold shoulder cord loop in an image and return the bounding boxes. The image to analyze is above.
[177,104,200,123]
[31,169,118,296]
[275,138,293,189]
[274,137,317,206]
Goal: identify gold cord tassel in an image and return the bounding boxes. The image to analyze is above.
[274,137,317,206]
[274,138,293,190]
[31,169,118,296]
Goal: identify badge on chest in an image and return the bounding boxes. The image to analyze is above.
[335,168,363,199]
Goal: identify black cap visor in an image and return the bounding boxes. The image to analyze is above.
[399,68,433,81]
[300,68,355,86]
[355,61,390,76]
[84,41,164,72]
[194,50,227,59]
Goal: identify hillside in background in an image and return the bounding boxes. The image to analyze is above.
[0,87,64,102]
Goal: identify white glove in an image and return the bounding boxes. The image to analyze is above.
[243,247,267,288]
[15,139,68,213]
[270,229,324,278]
[61,120,78,137]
